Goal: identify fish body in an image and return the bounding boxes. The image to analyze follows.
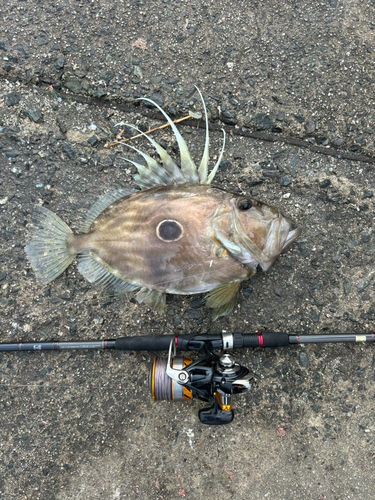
[25,89,301,320]
[71,185,252,295]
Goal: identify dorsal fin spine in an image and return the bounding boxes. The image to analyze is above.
[206,129,226,185]
[195,86,210,183]
[138,97,200,184]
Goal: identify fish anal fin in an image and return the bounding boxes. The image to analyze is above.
[77,253,139,293]
[136,288,166,313]
[205,281,241,321]
[109,279,140,296]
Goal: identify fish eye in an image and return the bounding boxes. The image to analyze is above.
[238,199,252,211]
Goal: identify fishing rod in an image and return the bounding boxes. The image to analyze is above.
[0,332,374,425]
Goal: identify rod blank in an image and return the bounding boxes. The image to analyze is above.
[289,334,374,344]
[0,333,373,353]
[0,341,115,352]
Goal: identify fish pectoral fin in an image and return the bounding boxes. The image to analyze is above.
[136,288,166,313]
[78,253,139,293]
[205,281,241,321]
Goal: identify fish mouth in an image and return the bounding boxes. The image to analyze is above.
[260,215,301,270]
[231,214,301,271]
[212,210,301,273]
[281,227,302,252]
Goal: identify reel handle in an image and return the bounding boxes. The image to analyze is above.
[199,401,234,425]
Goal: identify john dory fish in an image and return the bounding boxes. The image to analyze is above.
[25,89,301,320]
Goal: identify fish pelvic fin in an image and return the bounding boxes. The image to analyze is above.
[115,88,225,189]
[136,288,166,313]
[25,206,75,285]
[205,281,241,321]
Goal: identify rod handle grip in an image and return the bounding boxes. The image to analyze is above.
[114,335,174,351]
[237,333,289,348]
[114,334,221,351]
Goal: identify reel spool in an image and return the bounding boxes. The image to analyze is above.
[148,340,254,425]
[150,357,192,402]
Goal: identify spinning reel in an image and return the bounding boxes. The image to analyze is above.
[150,339,254,424]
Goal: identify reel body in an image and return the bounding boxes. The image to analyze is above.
[149,340,254,425]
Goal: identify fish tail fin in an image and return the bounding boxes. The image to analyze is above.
[25,206,75,285]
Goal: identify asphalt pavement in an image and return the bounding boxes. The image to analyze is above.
[0,1,374,499]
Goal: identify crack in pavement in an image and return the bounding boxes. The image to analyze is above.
[7,82,373,165]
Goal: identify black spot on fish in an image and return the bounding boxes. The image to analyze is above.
[156,219,183,242]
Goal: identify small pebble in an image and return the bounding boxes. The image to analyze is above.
[24,108,43,124]
[253,114,272,130]
[88,135,98,147]
[304,121,315,134]
[188,310,202,320]
[362,190,373,199]
[277,428,286,437]
[320,179,331,188]
[5,92,20,107]
[299,352,308,368]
